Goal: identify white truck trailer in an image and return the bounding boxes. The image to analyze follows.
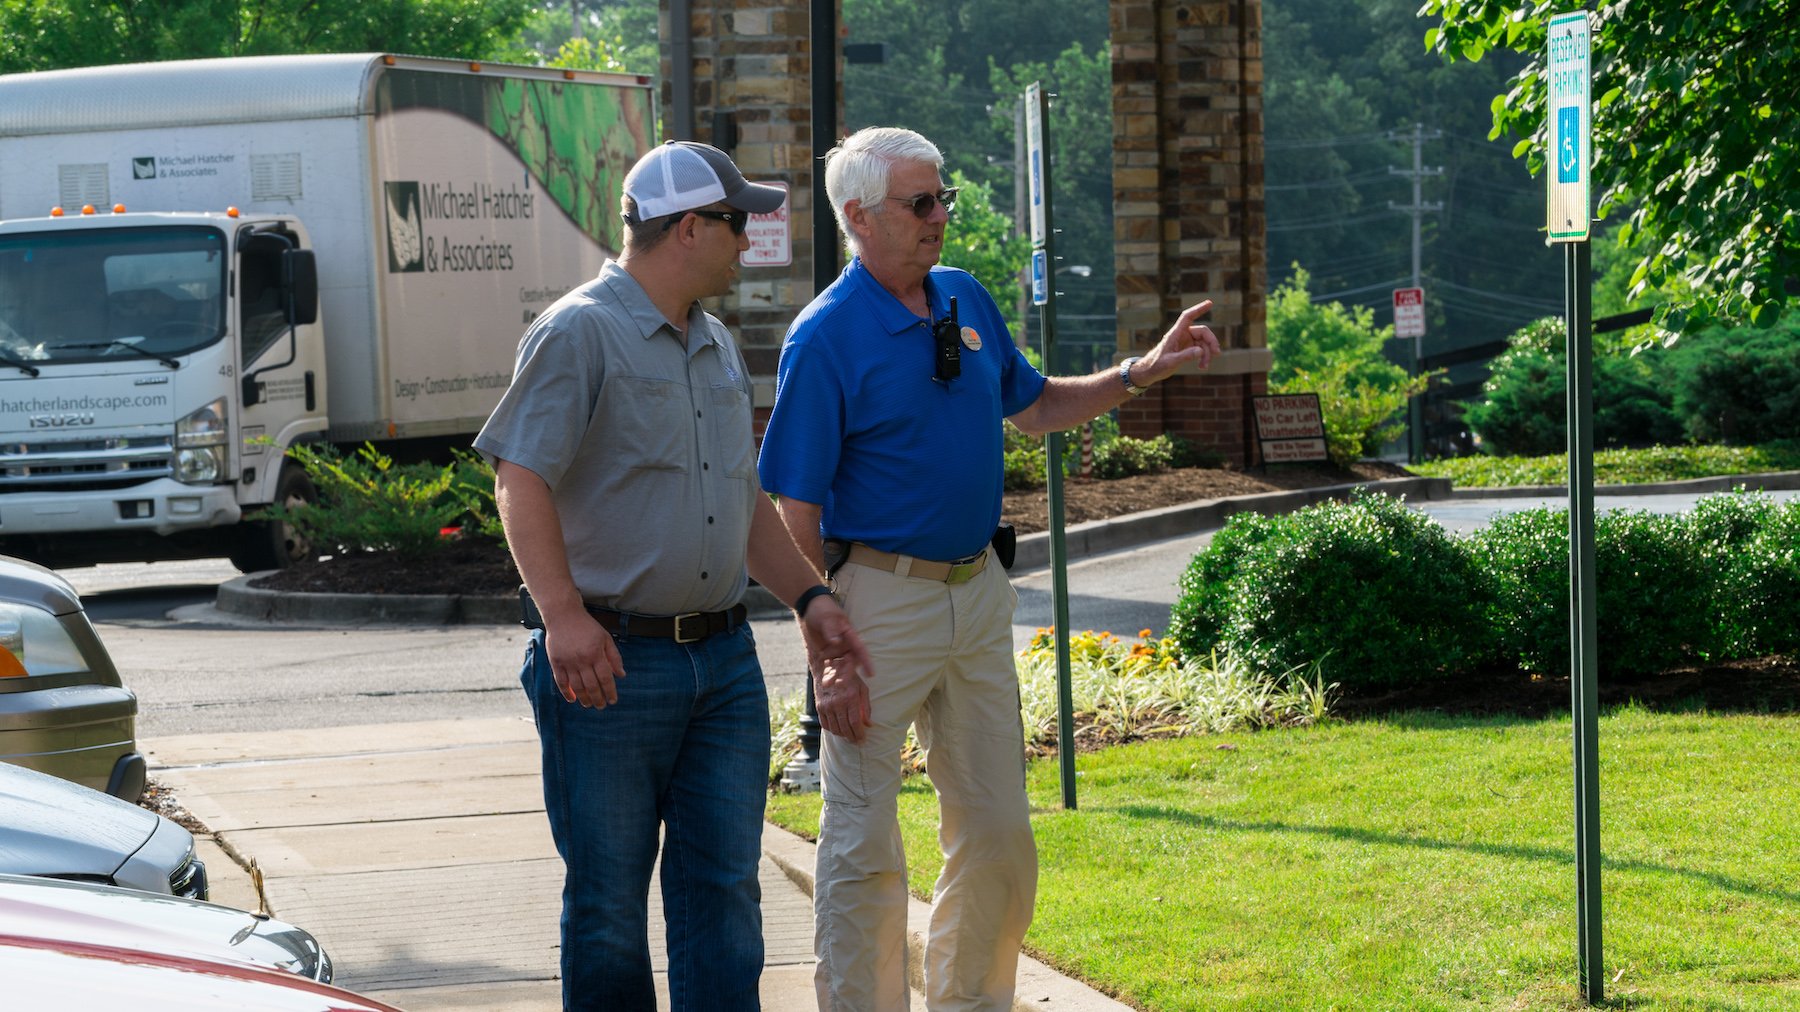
[0,54,653,570]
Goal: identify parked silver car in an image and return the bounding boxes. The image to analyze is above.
[0,553,144,800]
[0,872,329,981]
[0,760,205,899]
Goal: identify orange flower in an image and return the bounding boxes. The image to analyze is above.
[1138,628,1154,639]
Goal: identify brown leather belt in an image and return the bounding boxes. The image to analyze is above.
[519,587,746,643]
[845,543,987,585]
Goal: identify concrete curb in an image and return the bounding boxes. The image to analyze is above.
[1011,474,1451,572]
[760,822,1132,1011]
[217,572,788,625]
[1447,468,1800,501]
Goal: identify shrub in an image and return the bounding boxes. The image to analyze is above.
[1469,506,1716,676]
[1174,492,1493,693]
[1712,498,1800,656]
[1599,509,1716,673]
[1672,321,1800,445]
[1090,434,1174,479]
[1169,510,1290,657]
[270,442,474,559]
[1464,316,1683,456]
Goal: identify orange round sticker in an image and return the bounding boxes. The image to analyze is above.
[960,326,982,351]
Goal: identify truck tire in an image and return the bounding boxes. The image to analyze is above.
[229,466,317,573]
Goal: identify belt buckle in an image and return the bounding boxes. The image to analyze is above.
[672,612,706,644]
[945,560,980,585]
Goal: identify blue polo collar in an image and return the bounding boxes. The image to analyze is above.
[846,257,949,335]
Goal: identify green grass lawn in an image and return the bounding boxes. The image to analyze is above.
[768,705,1800,1010]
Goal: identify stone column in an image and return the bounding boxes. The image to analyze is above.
[663,0,830,437]
[1111,0,1268,466]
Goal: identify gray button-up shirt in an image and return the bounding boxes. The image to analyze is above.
[474,260,757,615]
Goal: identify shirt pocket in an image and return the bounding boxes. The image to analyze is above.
[707,384,753,479]
[596,375,687,472]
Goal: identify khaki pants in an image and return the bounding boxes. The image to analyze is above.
[814,547,1037,1011]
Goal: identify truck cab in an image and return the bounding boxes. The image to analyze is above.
[0,208,326,571]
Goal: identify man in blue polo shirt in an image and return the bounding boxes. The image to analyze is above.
[758,126,1221,1010]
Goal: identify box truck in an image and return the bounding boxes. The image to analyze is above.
[0,54,654,570]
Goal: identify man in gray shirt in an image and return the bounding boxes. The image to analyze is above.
[475,141,873,1011]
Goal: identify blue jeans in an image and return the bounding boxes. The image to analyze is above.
[520,623,771,1011]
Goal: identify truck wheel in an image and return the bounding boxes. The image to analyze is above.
[229,466,317,573]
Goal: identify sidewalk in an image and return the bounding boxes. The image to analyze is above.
[147,717,1128,1011]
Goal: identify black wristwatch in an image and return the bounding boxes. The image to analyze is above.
[794,584,835,618]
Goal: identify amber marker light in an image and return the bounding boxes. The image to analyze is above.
[563,70,576,80]
[80,204,96,215]
[383,55,396,66]
[227,207,240,218]
[49,207,64,216]
[0,648,25,679]
[468,62,482,72]
[112,203,126,213]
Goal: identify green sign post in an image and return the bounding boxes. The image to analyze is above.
[1024,81,1077,810]
[1547,9,1604,1003]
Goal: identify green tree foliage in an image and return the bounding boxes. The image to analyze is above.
[0,0,536,71]
[1421,0,1798,331]
[1263,0,1562,358]
[1267,267,1430,465]
[841,0,1113,355]
[1267,266,1400,388]
[504,0,659,77]
[937,171,1031,336]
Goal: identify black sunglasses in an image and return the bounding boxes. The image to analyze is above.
[664,208,749,235]
[887,187,959,219]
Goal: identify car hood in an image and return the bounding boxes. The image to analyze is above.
[0,873,329,981]
[0,939,389,1011]
[0,763,155,879]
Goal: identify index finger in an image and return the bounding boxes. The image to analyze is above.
[1178,300,1214,325]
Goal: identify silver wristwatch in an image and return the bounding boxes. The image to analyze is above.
[1119,356,1148,396]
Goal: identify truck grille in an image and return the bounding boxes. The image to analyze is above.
[0,433,172,491]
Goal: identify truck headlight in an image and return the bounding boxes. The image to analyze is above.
[174,398,229,485]
[0,602,88,679]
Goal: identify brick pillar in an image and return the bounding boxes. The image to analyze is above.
[663,0,830,426]
[1112,0,1268,466]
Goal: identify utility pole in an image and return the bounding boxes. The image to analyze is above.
[1388,122,1442,462]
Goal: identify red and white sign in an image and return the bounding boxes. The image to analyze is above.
[740,182,791,267]
[1393,287,1425,340]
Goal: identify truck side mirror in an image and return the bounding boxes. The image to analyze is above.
[282,249,319,326]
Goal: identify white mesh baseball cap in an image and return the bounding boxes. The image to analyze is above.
[622,140,786,222]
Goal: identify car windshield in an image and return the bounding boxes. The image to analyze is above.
[0,226,226,365]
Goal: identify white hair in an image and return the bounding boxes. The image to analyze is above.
[823,127,943,253]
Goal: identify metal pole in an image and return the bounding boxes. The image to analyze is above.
[669,0,694,140]
[811,0,840,295]
[1029,85,1077,811]
[1565,237,1603,1002]
[783,0,841,789]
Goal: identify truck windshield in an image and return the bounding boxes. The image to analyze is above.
[0,226,226,366]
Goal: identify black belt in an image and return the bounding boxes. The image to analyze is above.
[519,587,746,643]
